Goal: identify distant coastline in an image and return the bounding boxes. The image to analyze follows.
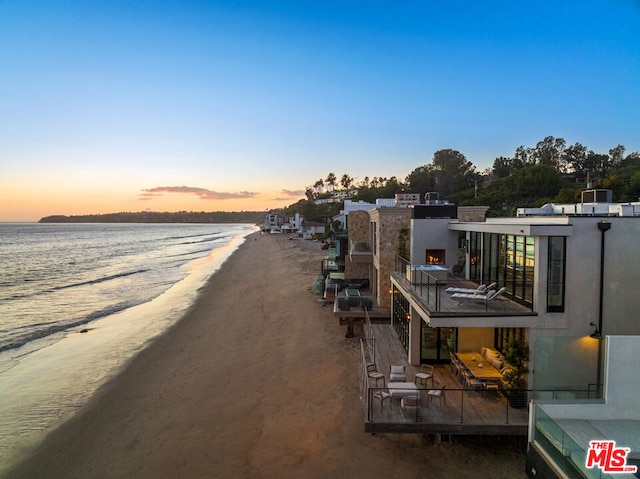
[39,211,265,224]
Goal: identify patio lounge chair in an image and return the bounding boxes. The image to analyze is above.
[445,282,496,295]
[451,287,506,304]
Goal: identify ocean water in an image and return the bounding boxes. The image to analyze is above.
[0,222,255,471]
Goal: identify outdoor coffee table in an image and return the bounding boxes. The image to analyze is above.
[387,382,419,399]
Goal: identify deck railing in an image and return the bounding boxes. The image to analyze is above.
[393,255,534,314]
[366,385,530,426]
[366,386,602,427]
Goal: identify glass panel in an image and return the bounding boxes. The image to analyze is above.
[514,236,525,299]
[440,327,457,358]
[470,232,480,280]
[505,235,514,293]
[547,237,566,312]
[392,289,410,351]
[421,325,438,361]
[525,237,535,303]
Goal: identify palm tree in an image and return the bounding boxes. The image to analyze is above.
[325,172,336,192]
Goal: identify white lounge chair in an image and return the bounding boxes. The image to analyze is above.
[445,282,496,295]
[452,287,506,304]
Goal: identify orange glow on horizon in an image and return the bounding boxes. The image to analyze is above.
[0,187,305,222]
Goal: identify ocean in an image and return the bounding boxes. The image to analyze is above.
[0,222,256,471]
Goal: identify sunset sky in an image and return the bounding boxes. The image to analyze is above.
[1,1,639,222]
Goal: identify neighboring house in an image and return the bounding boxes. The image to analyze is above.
[526,335,640,479]
[281,213,302,235]
[388,192,640,401]
[300,221,325,239]
[263,212,284,233]
[263,212,303,234]
[394,193,420,207]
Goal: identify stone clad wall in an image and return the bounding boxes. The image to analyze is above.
[344,210,370,279]
[457,206,489,222]
[371,208,411,310]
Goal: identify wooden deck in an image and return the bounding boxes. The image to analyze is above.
[361,324,529,435]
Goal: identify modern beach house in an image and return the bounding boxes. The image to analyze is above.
[337,190,640,437]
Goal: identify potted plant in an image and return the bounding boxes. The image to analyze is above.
[502,337,529,408]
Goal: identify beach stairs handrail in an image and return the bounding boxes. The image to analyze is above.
[363,308,376,359]
[360,339,376,416]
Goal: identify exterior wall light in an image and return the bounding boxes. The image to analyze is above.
[589,321,602,339]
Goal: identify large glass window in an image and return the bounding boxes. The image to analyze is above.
[392,287,409,351]
[496,327,525,352]
[421,324,457,364]
[471,232,535,309]
[469,232,481,279]
[547,236,566,312]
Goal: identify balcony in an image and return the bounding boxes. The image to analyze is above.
[349,240,373,263]
[392,258,538,328]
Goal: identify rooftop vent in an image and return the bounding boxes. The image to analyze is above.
[581,189,612,204]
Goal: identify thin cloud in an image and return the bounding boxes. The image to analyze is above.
[280,189,306,196]
[140,186,257,200]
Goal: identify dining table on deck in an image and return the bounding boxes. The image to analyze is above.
[456,352,504,382]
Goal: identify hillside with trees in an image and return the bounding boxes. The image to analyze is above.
[292,137,639,219]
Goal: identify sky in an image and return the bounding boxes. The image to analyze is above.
[1,0,639,221]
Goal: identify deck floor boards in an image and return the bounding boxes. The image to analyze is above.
[362,324,528,435]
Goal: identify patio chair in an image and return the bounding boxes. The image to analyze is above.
[401,394,420,415]
[390,364,406,382]
[449,353,461,380]
[415,364,434,388]
[371,388,391,411]
[427,385,446,406]
[483,379,501,397]
[463,370,483,394]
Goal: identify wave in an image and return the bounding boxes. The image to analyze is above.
[0,300,141,353]
[167,247,217,259]
[5,269,149,301]
[51,269,149,291]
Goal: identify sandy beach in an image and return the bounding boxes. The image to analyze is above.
[5,232,526,479]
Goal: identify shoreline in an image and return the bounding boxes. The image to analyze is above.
[5,233,526,478]
[0,227,253,472]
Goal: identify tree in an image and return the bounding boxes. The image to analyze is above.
[340,173,353,191]
[564,142,588,176]
[609,144,626,168]
[405,165,435,202]
[492,156,514,178]
[431,149,477,198]
[325,172,336,192]
[532,136,567,171]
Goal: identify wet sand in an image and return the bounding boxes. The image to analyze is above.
[5,233,526,478]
